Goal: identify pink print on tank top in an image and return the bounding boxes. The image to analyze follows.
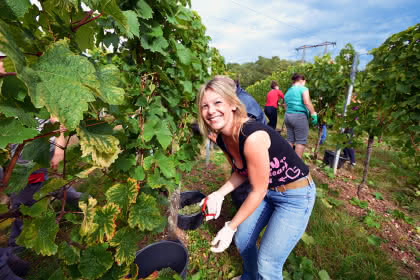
[269,156,302,184]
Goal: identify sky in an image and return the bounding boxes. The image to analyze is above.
[190,0,420,68]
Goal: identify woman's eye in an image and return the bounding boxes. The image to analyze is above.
[215,101,222,105]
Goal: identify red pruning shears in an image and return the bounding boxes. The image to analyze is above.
[201,197,216,218]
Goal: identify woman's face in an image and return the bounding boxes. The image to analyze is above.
[200,89,236,134]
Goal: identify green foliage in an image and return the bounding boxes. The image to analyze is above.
[227,56,297,88]
[353,24,420,173]
[349,197,369,209]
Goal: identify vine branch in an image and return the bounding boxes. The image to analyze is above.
[72,11,102,32]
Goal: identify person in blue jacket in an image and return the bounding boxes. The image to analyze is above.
[234,79,267,126]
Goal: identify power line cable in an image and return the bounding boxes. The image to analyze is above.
[228,0,306,32]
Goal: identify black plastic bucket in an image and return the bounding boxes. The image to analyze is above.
[177,191,205,230]
[134,240,188,279]
[323,150,348,169]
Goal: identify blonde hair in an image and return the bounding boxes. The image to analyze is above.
[197,75,247,142]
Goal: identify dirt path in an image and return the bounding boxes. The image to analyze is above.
[309,163,420,279]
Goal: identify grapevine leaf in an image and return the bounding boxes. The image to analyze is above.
[182,80,193,95]
[95,64,126,105]
[130,165,145,181]
[78,244,113,279]
[175,42,191,65]
[64,213,81,224]
[143,155,154,170]
[77,126,122,168]
[29,39,98,130]
[101,0,128,32]
[0,19,28,74]
[147,168,167,189]
[33,178,67,200]
[147,25,163,37]
[6,161,37,195]
[89,203,120,243]
[21,138,51,167]
[0,0,31,21]
[16,211,59,256]
[20,198,48,218]
[143,117,158,142]
[155,120,172,149]
[48,268,67,280]
[101,264,131,280]
[74,23,96,51]
[0,118,38,149]
[79,197,98,237]
[117,10,140,39]
[105,178,139,214]
[156,153,176,178]
[108,227,139,266]
[0,80,38,127]
[114,154,136,172]
[128,193,162,231]
[58,241,80,265]
[136,0,153,19]
[141,36,168,55]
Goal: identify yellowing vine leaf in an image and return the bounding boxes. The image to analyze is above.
[77,126,122,168]
[79,197,98,237]
[89,203,120,243]
[16,211,59,256]
[128,193,162,231]
[105,178,139,214]
[108,227,139,266]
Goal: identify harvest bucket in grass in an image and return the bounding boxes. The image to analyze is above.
[323,150,348,169]
[134,240,188,279]
[177,191,205,230]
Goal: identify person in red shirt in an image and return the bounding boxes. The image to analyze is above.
[264,81,284,129]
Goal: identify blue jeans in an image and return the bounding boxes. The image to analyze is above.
[234,181,316,280]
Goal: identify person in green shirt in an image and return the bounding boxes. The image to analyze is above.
[284,73,317,158]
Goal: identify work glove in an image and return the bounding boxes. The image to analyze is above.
[311,113,318,126]
[200,191,224,221]
[210,221,237,253]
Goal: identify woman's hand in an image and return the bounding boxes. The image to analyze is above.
[200,191,224,221]
[210,221,237,253]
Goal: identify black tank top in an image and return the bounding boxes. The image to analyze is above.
[216,120,309,187]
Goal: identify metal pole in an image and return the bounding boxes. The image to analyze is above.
[302,48,306,64]
[333,52,359,174]
[205,140,211,165]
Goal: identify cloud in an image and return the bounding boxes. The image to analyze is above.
[191,0,420,68]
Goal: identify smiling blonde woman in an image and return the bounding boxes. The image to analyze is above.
[197,76,316,280]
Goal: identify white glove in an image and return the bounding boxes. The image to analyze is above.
[200,191,224,221]
[210,221,237,253]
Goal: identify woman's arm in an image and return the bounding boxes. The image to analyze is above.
[217,171,247,197]
[229,130,271,229]
[302,90,316,115]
